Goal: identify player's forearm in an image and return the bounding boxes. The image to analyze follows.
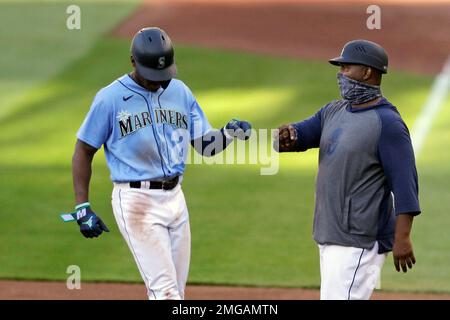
[191,128,233,157]
[72,141,96,205]
[394,214,414,240]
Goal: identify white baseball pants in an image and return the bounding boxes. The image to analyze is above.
[111,183,190,300]
[319,241,387,300]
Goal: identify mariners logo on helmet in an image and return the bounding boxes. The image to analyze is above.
[131,27,177,81]
[158,56,166,69]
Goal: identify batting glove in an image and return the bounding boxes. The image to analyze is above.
[75,203,109,238]
[224,119,252,140]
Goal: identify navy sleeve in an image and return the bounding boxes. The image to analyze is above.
[190,128,232,157]
[377,116,421,216]
[291,107,324,151]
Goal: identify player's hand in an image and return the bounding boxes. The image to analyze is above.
[76,205,110,238]
[392,235,416,273]
[273,124,298,152]
[225,119,252,140]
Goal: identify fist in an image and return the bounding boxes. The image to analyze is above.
[76,206,110,238]
[225,119,252,140]
[273,124,298,152]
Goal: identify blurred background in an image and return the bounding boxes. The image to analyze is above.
[0,0,449,298]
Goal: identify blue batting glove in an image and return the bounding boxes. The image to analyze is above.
[225,119,252,140]
[75,203,109,238]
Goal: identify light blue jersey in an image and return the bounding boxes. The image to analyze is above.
[77,74,212,182]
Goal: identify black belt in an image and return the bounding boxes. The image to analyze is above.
[129,176,179,191]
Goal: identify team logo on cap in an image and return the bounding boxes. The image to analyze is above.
[157,56,166,69]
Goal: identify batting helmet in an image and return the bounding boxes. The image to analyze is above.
[329,39,388,74]
[131,27,177,81]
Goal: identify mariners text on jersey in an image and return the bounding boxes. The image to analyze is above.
[117,108,189,138]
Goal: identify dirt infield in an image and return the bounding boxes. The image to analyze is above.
[1,280,450,300]
[0,280,450,300]
[112,0,450,75]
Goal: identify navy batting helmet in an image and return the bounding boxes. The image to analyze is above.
[329,40,388,74]
[131,27,177,81]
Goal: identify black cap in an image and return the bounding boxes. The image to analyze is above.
[329,39,388,74]
[131,27,177,81]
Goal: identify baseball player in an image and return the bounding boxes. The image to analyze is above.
[274,40,421,300]
[72,27,251,300]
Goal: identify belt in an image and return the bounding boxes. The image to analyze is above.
[129,176,179,191]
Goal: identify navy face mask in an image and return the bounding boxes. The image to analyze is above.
[337,73,382,105]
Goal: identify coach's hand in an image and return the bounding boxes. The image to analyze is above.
[393,235,416,273]
[76,203,110,238]
[392,213,416,273]
[273,124,298,152]
[225,119,252,140]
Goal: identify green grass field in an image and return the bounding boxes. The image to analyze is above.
[1,1,449,294]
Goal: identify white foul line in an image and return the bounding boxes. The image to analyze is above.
[411,56,450,157]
